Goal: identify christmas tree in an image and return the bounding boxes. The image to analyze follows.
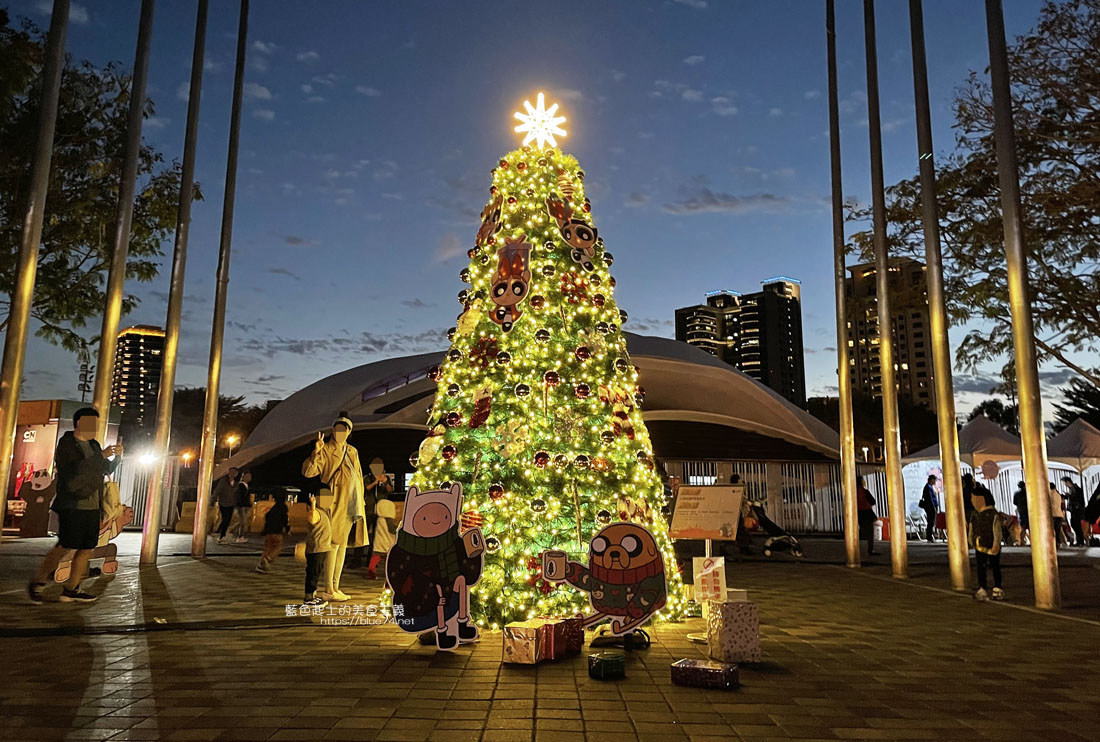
[407,94,685,629]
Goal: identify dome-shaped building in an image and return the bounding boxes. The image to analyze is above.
[217,334,849,534]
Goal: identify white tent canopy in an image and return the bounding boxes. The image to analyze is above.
[904,415,1021,467]
[1047,418,1100,473]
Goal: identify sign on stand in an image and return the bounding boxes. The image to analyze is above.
[693,556,727,603]
[670,485,745,541]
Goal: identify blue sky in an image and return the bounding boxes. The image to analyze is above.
[12,0,1071,416]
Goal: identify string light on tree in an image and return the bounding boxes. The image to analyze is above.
[390,94,686,630]
[513,92,567,150]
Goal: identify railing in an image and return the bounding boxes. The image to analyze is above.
[112,455,181,531]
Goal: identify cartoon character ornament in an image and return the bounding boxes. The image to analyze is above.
[386,484,485,651]
[546,193,598,272]
[489,234,532,333]
[541,522,667,636]
[476,194,504,246]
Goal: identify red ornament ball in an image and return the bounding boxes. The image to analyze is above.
[427,365,442,381]
[445,411,463,428]
[534,451,550,468]
[530,295,546,310]
[517,161,527,171]
[499,159,509,168]
[609,276,617,287]
[488,483,505,500]
[489,185,498,194]
[575,346,591,361]
[583,199,592,213]
[441,445,458,461]
[507,195,517,205]
[467,247,477,259]
[575,383,591,399]
[544,370,560,387]
[537,157,547,167]
[592,294,606,308]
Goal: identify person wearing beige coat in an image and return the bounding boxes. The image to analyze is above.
[302,416,366,601]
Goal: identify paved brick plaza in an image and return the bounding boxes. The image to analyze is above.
[1,534,1098,741]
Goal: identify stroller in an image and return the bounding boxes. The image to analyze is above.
[749,504,803,559]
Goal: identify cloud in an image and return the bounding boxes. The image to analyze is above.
[683,55,705,66]
[711,96,738,116]
[624,192,650,207]
[250,56,270,73]
[663,181,791,215]
[252,109,275,122]
[434,233,466,263]
[306,96,326,104]
[36,1,88,23]
[283,235,318,247]
[355,85,382,97]
[804,90,822,100]
[628,317,675,334]
[610,69,626,82]
[673,0,707,7]
[240,329,448,360]
[176,81,191,102]
[252,40,277,54]
[244,82,273,101]
[953,374,1002,394]
[768,107,783,117]
[144,116,169,129]
[372,161,399,181]
[1039,368,1076,387]
[296,50,320,63]
[401,299,433,309]
[267,267,301,281]
[312,73,338,87]
[681,89,704,102]
[555,88,584,102]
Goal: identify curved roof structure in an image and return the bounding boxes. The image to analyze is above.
[220,333,839,477]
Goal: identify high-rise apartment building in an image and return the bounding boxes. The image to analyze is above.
[110,325,165,429]
[675,278,806,406]
[845,258,934,407]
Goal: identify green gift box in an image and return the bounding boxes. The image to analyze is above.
[587,651,626,680]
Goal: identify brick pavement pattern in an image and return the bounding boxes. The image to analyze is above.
[1,534,1098,741]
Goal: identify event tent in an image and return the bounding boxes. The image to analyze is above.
[1047,418,1100,473]
[903,415,1021,467]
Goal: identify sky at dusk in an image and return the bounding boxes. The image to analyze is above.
[9,0,1075,419]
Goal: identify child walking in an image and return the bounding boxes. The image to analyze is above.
[303,494,332,607]
[255,492,290,573]
[968,488,1005,601]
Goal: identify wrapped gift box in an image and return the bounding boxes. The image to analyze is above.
[706,600,761,663]
[587,651,626,680]
[670,658,739,689]
[537,616,584,657]
[502,620,543,664]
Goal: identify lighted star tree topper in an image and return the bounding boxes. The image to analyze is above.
[401,95,686,630]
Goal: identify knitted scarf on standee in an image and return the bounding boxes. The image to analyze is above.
[396,525,462,582]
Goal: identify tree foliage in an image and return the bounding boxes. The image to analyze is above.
[806,390,940,457]
[846,0,1100,390]
[1053,378,1100,431]
[0,10,198,353]
[119,386,277,453]
[967,398,1020,435]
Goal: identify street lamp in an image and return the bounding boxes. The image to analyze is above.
[224,434,239,458]
[181,450,194,468]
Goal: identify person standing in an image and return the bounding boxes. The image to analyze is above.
[366,495,398,580]
[968,488,1005,601]
[856,475,878,556]
[1049,481,1067,547]
[212,468,240,544]
[356,457,392,567]
[1012,481,1029,545]
[301,416,367,602]
[255,492,290,573]
[232,470,254,544]
[919,474,940,543]
[1061,476,1086,547]
[28,408,122,604]
[1081,481,1100,546]
[302,494,332,607]
[961,473,977,520]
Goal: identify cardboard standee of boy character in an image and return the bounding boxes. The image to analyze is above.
[542,522,667,636]
[386,483,485,651]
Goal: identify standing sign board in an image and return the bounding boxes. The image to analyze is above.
[670,485,745,541]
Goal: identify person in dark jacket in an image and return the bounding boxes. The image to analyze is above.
[968,489,1004,601]
[1012,481,1029,544]
[28,408,122,604]
[919,475,940,542]
[232,470,253,543]
[961,473,977,519]
[856,475,878,556]
[1060,476,1087,547]
[1082,482,1100,545]
[212,468,240,544]
[255,492,290,573]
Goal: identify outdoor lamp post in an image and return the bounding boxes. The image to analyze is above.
[225,435,240,458]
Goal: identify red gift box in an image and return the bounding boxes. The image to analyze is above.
[536,615,584,658]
